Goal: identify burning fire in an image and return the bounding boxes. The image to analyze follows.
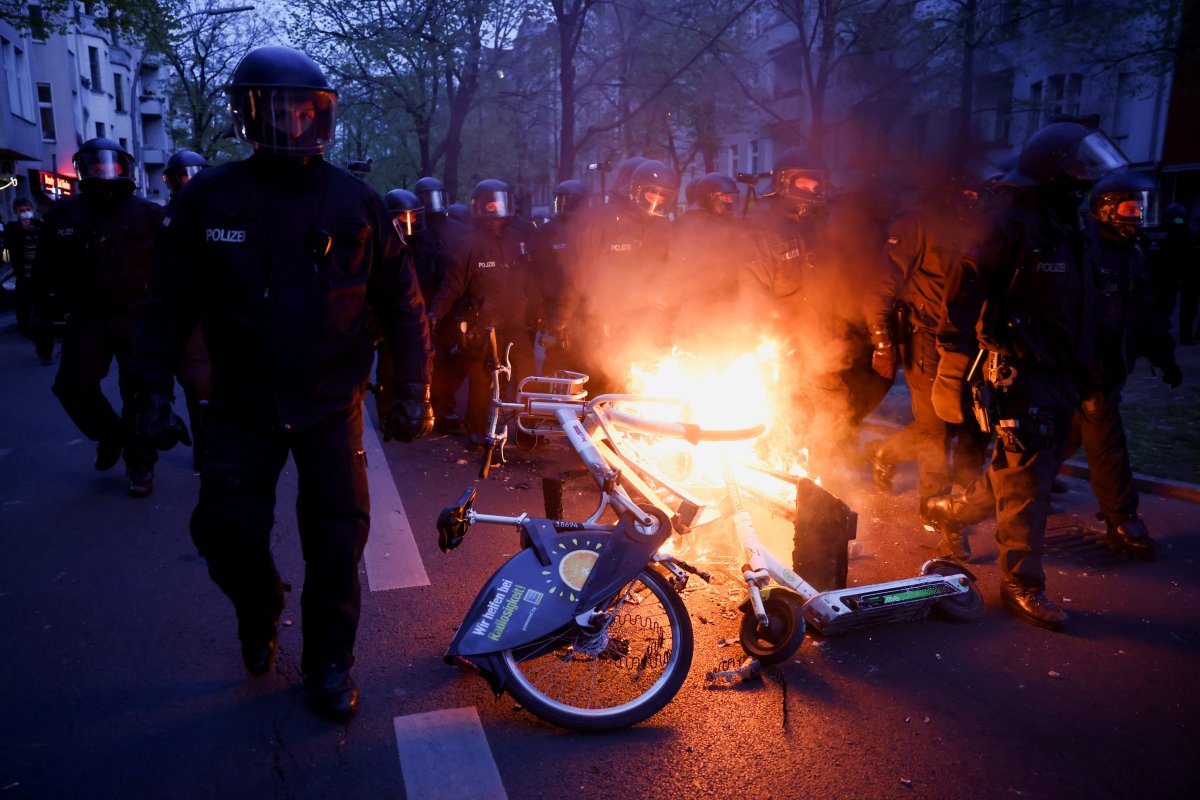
[616,338,817,558]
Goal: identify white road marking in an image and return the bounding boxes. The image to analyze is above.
[361,407,430,590]
[393,707,507,800]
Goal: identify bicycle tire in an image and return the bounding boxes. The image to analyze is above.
[498,566,693,732]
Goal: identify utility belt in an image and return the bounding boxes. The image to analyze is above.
[968,350,1055,453]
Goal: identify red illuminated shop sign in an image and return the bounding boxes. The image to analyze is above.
[38,171,75,199]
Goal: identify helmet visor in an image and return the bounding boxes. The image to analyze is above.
[1109,190,1159,228]
[165,164,206,193]
[1067,132,1129,183]
[553,192,582,216]
[230,88,337,156]
[421,189,448,213]
[392,209,426,239]
[631,182,676,217]
[775,168,826,207]
[473,190,513,219]
[76,149,134,181]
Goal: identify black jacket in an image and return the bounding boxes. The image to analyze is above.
[1080,221,1176,392]
[429,220,533,329]
[939,189,1095,372]
[135,153,430,432]
[37,189,162,319]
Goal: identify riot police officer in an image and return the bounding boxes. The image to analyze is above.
[563,158,675,393]
[415,176,473,429]
[39,138,163,497]
[428,178,534,440]
[530,179,588,373]
[668,172,751,347]
[133,46,433,720]
[162,149,213,471]
[1070,170,1181,558]
[863,168,988,560]
[746,144,879,471]
[928,122,1128,629]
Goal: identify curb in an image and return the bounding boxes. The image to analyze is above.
[863,417,1200,505]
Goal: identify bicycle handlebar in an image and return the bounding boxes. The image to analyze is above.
[600,406,765,444]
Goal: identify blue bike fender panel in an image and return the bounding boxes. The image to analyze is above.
[448,533,613,657]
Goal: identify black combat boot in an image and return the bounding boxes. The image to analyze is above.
[922,495,966,531]
[126,466,154,498]
[865,440,894,492]
[1103,514,1154,560]
[237,579,284,676]
[999,578,1067,630]
[934,528,972,561]
[304,663,359,721]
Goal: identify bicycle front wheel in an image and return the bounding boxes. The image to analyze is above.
[498,566,693,732]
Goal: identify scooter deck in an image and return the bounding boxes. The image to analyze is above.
[803,574,968,635]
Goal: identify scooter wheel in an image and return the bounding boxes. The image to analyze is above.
[739,593,806,665]
[926,562,984,622]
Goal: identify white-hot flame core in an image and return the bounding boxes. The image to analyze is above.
[615,339,818,562]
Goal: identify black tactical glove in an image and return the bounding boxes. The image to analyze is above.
[1162,362,1183,389]
[135,392,193,451]
[383,382,434,443]
[931,351,971,425]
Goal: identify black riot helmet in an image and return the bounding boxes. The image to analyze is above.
[611,156,646,199]
[695,172,738,216]
[73,137,135,188]
[163,150,209,195]
[384,188,426,241]
[769,145,828,215]
[471,178,514,220]
[626,159,678,217]
[415,176,449,213]
[1164,203,1188,226]
[552,179,587,217]
[1003,122,1128,190]
[227,46,337,157]
[1089,171,1159,240]
[447,202,471,225]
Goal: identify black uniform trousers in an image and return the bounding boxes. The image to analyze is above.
[52,314,157,470]
[954,368,1074,589]
[1063,388,1138,520]
[876,328,950,506]
[190,402,370,672]
[465,323,530,436]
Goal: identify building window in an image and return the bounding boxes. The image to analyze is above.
[96,121,105,138]
[119,137,128,151]
[2,38,35,121]
[729,144,739,176]
[750,140,759,175]
[114,73,124,112]
[1042,73,1082,123]
[88,46,102,92]
[37,83,55,141]
[29,5,48,39]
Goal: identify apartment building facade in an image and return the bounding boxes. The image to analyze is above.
[1,4,173,222]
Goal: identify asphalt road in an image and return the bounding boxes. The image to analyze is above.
[0,327,1197,800]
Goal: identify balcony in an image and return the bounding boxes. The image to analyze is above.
[139,96,163,118]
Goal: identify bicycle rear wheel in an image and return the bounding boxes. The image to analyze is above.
[498,566,693,732]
